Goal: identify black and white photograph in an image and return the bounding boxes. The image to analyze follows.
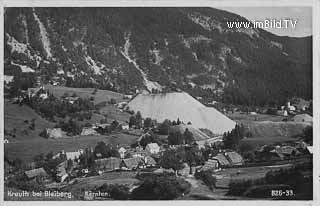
[1,0,318,203]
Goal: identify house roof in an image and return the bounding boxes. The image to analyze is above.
[81,127,97,136]
[95,157,121,171]
[146,143,160,150]
[200,159,219,171]
[225,151,244,165]
[307,146,313,154]
[25,168,48,179]
[46,128,64,138]
[212,154,230,166]
[144,156,157,165]
[122,157,143,169]
[271,146,301,155]
[118,147,127,153]
[66,151,81,160]
[153,168,175,174]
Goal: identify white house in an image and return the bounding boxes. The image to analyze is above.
[121,124,130,130]
[145,143,160,155]
[118,147,127,159]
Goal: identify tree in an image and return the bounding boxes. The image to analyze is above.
[143,117,153,128]
[168,131,184,145]
[158,119,171,135]
[129,115,136,128]
[185,146,205,174]
[135,111,143,129]
[160,149,184,175]
[223,124,245,150]
[94,141,119,158]
[183,128,194,144]
[131,174,191,200]
[302,126,312,145]
[110,120,119,131]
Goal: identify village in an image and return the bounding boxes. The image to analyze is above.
[4,82,313,200]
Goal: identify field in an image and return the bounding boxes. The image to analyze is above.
[213,164,295,188]
[45,85,131,123]
[4,133,140,162]
[4,99,55,142]
[45,84,126,104]
[227,112,285,123]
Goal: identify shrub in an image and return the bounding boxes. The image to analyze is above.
[131,174,191,200]
[195,170,217,190]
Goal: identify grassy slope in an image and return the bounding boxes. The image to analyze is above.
[45,85,131,123]
[4,86,135,162]
[4,99,55,141]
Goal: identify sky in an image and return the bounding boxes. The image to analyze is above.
[219,7,312,37]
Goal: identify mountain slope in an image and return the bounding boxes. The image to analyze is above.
[4,7,312,106]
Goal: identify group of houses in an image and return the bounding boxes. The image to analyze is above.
[200,151,244,172]
[255,141,312,161]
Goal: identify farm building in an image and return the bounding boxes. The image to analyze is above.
[212,153,230,167]
[271,146,301,159]
[130,150,147,158]
[153,168,175,174]
[24,167,48,180]
[127,92,236,135]
[121,157,144,170]
[46,128,65,139]
[200,159,219,171]
[225,151,244,166]
[143,156,157,167]
[291,114,312,123]
[145,143,160,155]
[81,127,98,136]
[95,157,121,173]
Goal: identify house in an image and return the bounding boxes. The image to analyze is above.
[95,157,121,173]
[225,151,244,166]
[212,153,230,168]
[145,143,160,155]
[81,127,98,136]
[130,150,147,158]
[200,159,219,171]
[179,163,191,176]
[118,147,127,159]
[123,94,133,99]
[117,102,128,109]
[121,157,144,170]
[4,139,9,144]
[27,87,42,99]
[307,146,313,154]
[143,156,157,167]
[46,128,65,139]
[121,124,130,130]
[153,168,175,174]
[25,167,48,180]
[95,153,102,159]
[277,110,288,117]
[56,163,68,183]
[270,146,301,159]
[64,96,80,104]
[65,150,82,161]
